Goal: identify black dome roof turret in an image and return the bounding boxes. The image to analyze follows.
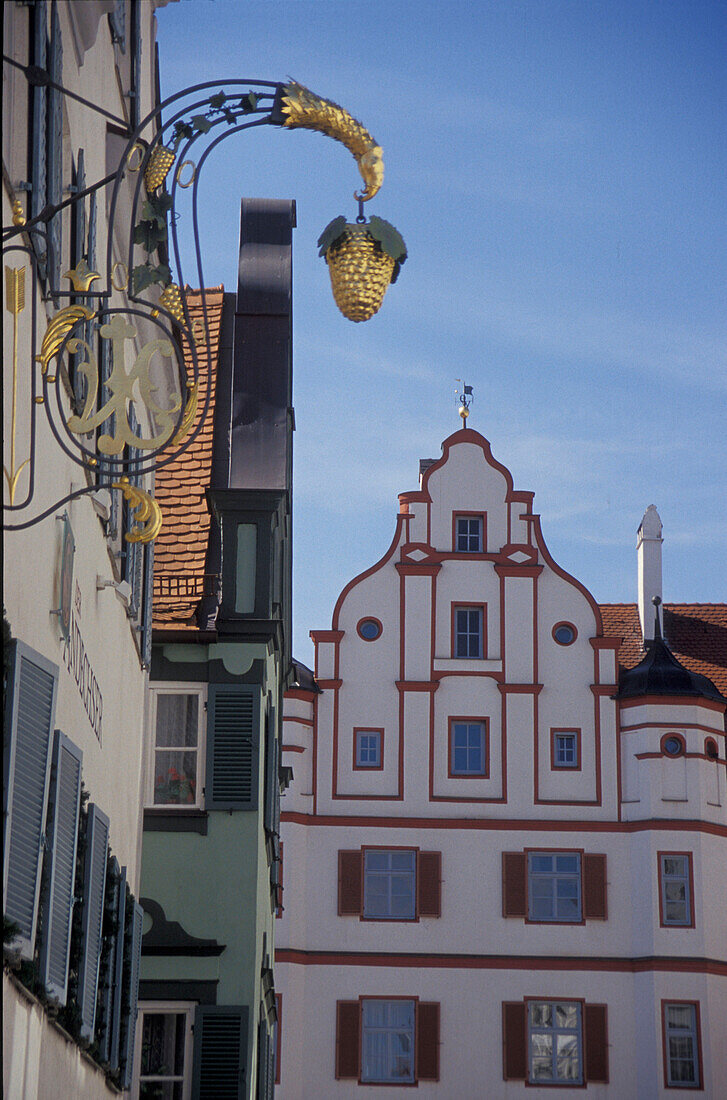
[617,599,725,703]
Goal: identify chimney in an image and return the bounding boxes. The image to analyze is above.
[637,505,663,644]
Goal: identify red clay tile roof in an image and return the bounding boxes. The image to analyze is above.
[153,287,224,631]
[599,603,727,700]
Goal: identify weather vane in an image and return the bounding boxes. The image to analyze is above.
[455,380,473,423]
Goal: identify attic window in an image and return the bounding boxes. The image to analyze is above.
[705,738,719,761]
[552,622,577,646]
[357,618,382,641]
[662,734,685,757]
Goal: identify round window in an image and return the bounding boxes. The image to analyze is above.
[552,622,577,646]
[663,735,684,757]
[357,618,382,641]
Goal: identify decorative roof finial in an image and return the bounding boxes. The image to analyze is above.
[455,380,473,423]
[652,595,663,642]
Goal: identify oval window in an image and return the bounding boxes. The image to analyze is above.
[663,735,684,757]
[552,622,577,646]
[357,618,382,641]
[705,738,718,761]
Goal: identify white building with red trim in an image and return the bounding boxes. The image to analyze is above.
[276,426,726,1097]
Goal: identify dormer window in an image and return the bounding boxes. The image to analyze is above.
[454,514,484,553]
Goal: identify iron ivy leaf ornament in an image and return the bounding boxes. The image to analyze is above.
[3,76,402,537]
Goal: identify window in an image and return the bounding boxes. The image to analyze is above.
[354,728,383,769]
[364,850,416,920]
[528,852,581,921]
[659,854,693,927]
[149,689,205,807]
[528,1001,582,1084]
[455,514,483,552]
[663,1003,701,1088]
[449,719,488,776]
[662,734,685,757]
[136,1004,193,1100]
[338,850,441,919]
[552,621,577,645]
[453,605,484,658]
[336,1000,440,1083]
[361,1000,415,1084]
[357,617,382,641]
[552,728,580,769]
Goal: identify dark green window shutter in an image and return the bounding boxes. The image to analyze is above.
[39,730,83,1003]
[3,641,58,959]
[119,900,143,1089]
[141,541,154,669]
[192,1005,249,1099]
[109,865,128,1071]
[263,712,280,835]
[46,0,63,299]
[78,803,109,1040]
[97,857,122,1066]
[206,685,260,810]
[256,1018,274,1100]
[30,0,48,272]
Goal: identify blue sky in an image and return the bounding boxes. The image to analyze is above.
[156,0,726,666]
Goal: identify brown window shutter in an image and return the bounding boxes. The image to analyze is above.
[417,1002,440,1081]
[417,852,442,917]
[335,1001,360,1079]
[502,852,527,917]
[502,1002,527,1080]
[338,850,363,916]
[583,854,607,919]
[584,1004,609,1082]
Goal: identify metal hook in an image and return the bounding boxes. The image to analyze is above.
[356,196,366,224]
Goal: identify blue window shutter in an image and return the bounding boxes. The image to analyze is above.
[119,900,143,1089]
[47,0,63,299]
[109,865,128,1070]
[77,803,109,1040]
[38,730,83,1003]
[3,641,58,959]
[192,1006,249,1099]
[206,685,260,811]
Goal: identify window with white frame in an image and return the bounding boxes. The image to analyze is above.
[528,1001,582,1084]
[664,1003,700,1088]
[455,515,483,552]
[453,606,483,658]
[148,688,205,808]
[528,852,581,921]
[450,720,487,775]
[135,1003,194,1100]
[355,729,382,768]
[553,732,578,768]
[660,854,692,926]
[361,999,415,1084]
[363,850,416,919]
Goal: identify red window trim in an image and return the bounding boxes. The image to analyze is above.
[550,727,582,771]
[448,716,490,777]
[353,727,385,771]
[523,847,587,926]
[451,511,487,554]
[661,732,687,757]
[552,621,578,646]
[357,995,422,1087]
[450,602,487,659]
[356,616,383,641]
[661,999,703,1091]
[657,851,695,929]
[360,845,420,923]
[523,996,587,1088]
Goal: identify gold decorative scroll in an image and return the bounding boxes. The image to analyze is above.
[36,304,96,375]
[4,266,29,504]
[171,381,199,445]
[66,314,181,454]
[281,80,384,201]
[112,477,162,543]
